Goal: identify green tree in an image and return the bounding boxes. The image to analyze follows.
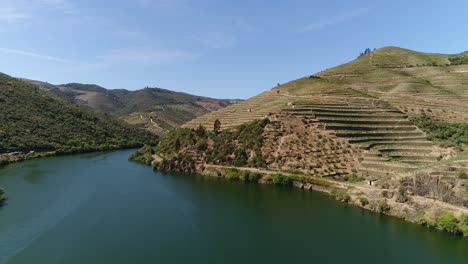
[213,119,221,134]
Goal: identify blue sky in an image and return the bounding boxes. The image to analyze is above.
[1,0,467,99]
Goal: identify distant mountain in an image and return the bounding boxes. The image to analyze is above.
[24,79,241,135]
[0,73,158,154]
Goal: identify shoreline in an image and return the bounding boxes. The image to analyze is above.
[0,146,145,169]
[147,162,468,237]
[0,147,144,205]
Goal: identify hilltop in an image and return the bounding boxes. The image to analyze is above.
[145,47,468,235]
[0,73,158,158]
[25,79,240,135]
[185,47,468,129]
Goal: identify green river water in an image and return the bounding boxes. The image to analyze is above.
[0,150,466,263]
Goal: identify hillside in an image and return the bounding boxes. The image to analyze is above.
[152,47,468,235]
[24,80,240,135]
[0,73,158,155]
[183,47,468,176]
[185,47,468,130]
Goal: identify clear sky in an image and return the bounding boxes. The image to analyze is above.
[1,0,467,99]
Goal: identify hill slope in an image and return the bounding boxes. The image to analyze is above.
[168,47,468,231]
[0,73,158,154]
[185,47,468,130]
[25,80,240,135]
[183,47,468,177]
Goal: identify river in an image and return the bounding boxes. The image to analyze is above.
[0,150,466,263]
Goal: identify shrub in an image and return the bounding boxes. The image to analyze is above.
[271,174,292,186]
[458,171,467,179]
[335,190,351,203]
[377,200,391,214]
[418,217,436,228]
[195,125,207,138]
[398,186,407,196]
[461,214,468,226]
[238,170,262,182]
[239,170,250,181]
[461,225,468,236]
[382,190,393,199]
[448,55,468,65]
[344,174,365,183]
[436,213,461,234]
[247,172,262,182]
[418,217,428,226]
[285,169,304,175]
[225,170,240,181]
[359,197,369,206]
[195,140,208,151]
[0,188,5,204]
[233,149,248,167]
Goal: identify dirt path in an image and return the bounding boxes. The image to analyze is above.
[203,164,467,214]
[369,51,375,65]
[412,196,468,214]
[204,164,374,191]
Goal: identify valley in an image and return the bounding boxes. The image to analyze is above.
[2,1,468,262]
[0,73,159,169]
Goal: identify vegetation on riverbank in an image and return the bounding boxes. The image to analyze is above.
[0,151,56,168]
[0,73,159,155]
[155,119,269,170]
[132,141,468,237]
[128,145,155,166]
[0,188,5,205]
[417,213,468,236]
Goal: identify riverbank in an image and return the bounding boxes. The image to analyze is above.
[0,146,148,205]
[0,188,5,206]
[202,164,468,236]
[134,152,468,237]
[0,151,57,168]
[0,145,149,169]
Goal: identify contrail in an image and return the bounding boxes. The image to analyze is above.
[0,47,72,63]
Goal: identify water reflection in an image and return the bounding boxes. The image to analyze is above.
[0,150,466,264]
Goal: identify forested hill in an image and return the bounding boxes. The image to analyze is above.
[24,79,241,136]
[0,73,158,154]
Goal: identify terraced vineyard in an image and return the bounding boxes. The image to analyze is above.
[261,114,362,177]
[184,47,468,179]
[156,47,468,234]
[283,98,439,178]
[183,90,289,130]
